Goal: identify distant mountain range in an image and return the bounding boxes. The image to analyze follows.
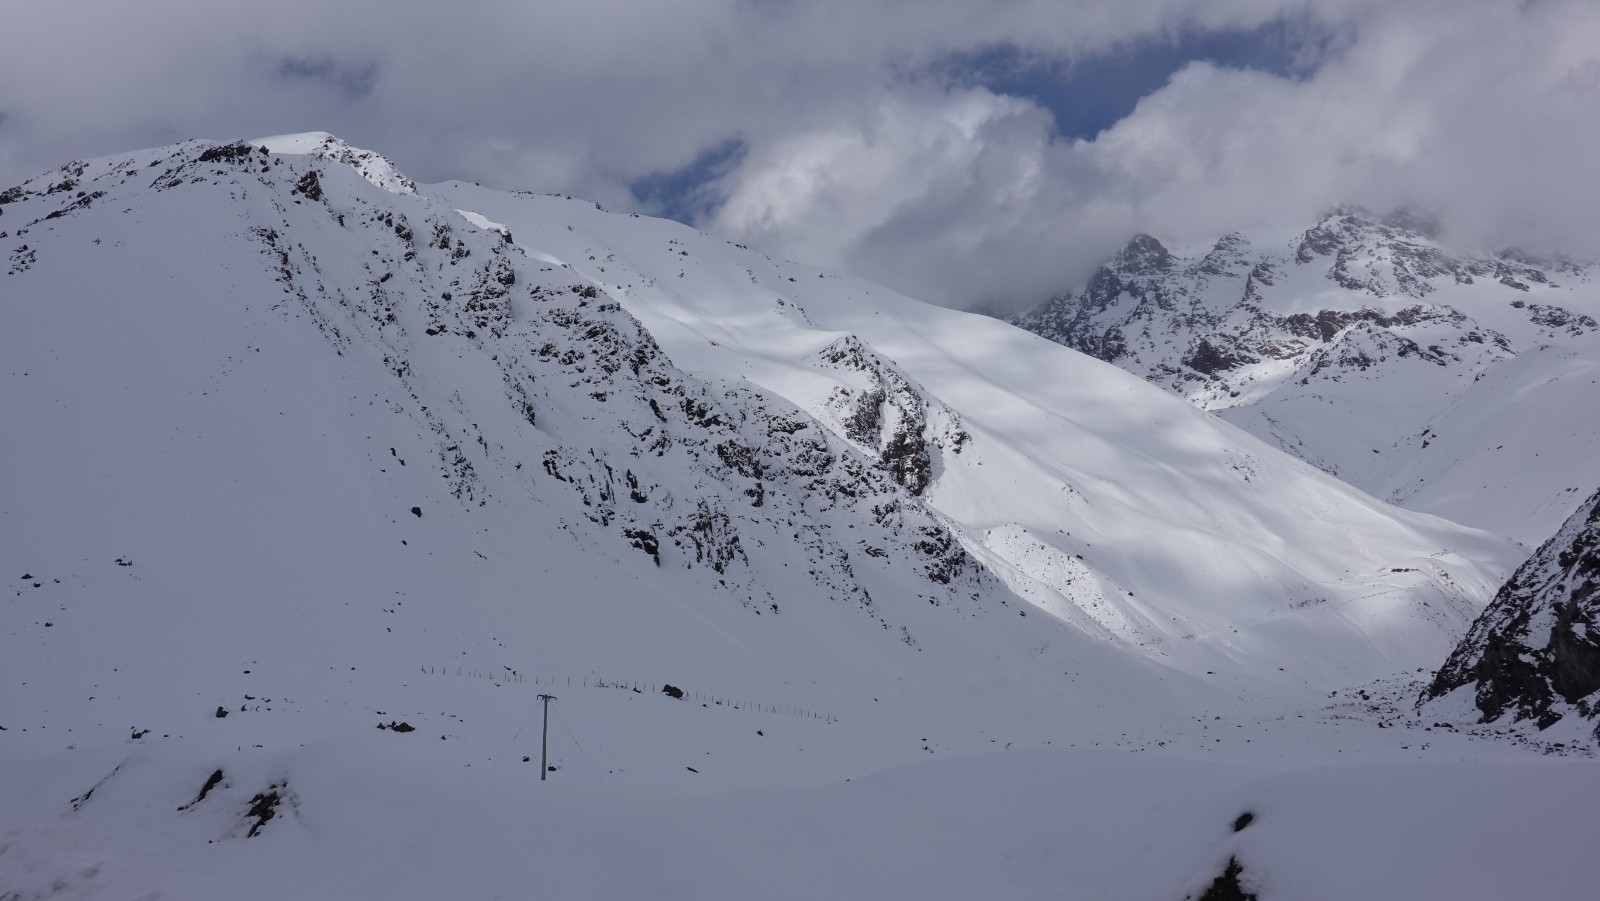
[1006,209,1600,544]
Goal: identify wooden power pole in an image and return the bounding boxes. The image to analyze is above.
[537,694,556,780]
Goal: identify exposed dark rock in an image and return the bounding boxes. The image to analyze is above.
[197,142,257,165]
[844,387,884,446]
[291,170,323,202]
[1114,233,1176,274]
[1296,220,1348,262]
[1184,338,1258,376]
[1195,857,1257,901]
[1423,487,1600,731]
[882,428,931,496]
[244,785,283,837]
[661,683,685,699]
[624,528,661,565]
[814,336,949,497]
[1232,811,1254,832]
[178,769,225,810]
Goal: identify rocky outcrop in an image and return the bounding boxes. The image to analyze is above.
[1422,488,1600,731]
[813,335,968,497]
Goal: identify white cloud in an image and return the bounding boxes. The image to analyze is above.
[706,0,1600,305]
[706,87,1124,306]
[1,0,1595,306]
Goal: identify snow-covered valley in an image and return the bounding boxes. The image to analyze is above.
[3,135,1597,899]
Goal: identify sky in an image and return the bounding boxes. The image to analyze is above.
[2,0,1597,309]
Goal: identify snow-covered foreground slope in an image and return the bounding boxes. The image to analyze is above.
[6,739,1598,901]
[0,136,1580,898]
[1008,213,1600,544]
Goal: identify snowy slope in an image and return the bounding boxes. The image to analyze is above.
[1008,211,1600,544]
[0,136,1579,899]
[6,740,1600,901]
[0,133,1520,761]
[437,183,1516,683]
[5,136,1115,791]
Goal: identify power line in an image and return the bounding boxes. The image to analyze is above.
[490,706,539,772]
[554,706,605,784]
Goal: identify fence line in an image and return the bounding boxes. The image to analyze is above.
[416,664,837,723]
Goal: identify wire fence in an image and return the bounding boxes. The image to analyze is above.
[417,664,837,723]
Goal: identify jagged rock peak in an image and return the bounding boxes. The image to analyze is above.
[252,131,417,195]
[1001,199,1600,543]
[1195,232,1253,277]
[1294,205,1435,261]
[1110,233,1175,274]
[1422,487,1600,732]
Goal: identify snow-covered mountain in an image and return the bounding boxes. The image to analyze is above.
[1422,486,1600,738]
[1,134,1515,713]
[2,136,1592,899]
[1008,210,1600,544]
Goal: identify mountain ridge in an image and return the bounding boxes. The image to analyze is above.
[2,132,1519,746]
[1006,208,1600,543]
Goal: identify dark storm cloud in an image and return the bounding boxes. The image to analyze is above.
[0,0,1594,308]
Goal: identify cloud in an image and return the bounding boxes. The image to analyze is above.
[0,0,1594,307]
[274,56,379,102]
[707,0,1600,305]
[1073,0,1600,258]
[705,86,1122,307]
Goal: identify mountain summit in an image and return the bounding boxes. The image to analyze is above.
[1008,208,1600,543]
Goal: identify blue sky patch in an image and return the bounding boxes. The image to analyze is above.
[630,137,747,224]
[938,17,1336,140]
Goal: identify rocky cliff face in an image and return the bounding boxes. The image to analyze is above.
[1007,208,1600,542]
[1422,488,1600,732]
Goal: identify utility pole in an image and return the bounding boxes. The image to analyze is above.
[537,694,556,781]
